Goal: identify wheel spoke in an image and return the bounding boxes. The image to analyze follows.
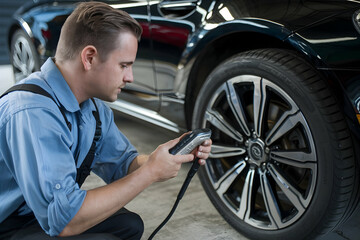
[12,44,24,70]
[265,110,302,146]
[253,78,267,137]
[225,80,251,137]
[270,150,316,169]
[260,170,282,228]
[205,109,244,142]
[210,144,246,158]
[21,42,28,65]
[238,167,255,220]
[14,42,22,58]
[12,55,23,72]
[215,160,246,195]
[268,163,307,212]
[27,54,35,73]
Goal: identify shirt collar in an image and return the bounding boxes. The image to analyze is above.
[40,58,94,113]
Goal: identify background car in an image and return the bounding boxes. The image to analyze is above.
[6,0,360,239]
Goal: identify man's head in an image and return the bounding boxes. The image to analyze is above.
[54,1,142,103]
[55,1,142,62]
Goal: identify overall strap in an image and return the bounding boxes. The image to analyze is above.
[0,84,72,131]
[2,84,102,187]
[76,98,102,187]
[1,84,102,216]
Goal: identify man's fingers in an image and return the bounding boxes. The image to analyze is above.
[173,154,194,163]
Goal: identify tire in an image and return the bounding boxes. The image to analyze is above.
[192,48,357,240]
[10,29,40,82]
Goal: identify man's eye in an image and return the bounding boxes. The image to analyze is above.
[121,64,128,69]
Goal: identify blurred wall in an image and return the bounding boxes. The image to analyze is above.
[0,0,29,65]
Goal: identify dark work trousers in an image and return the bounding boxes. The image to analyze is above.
[0,208,144,240]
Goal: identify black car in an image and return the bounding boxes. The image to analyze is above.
[7,0,360,239]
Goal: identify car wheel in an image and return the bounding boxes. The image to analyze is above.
[10,29,40,82]
[192,49,356,239]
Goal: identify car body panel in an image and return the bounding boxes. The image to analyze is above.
[11,0,160,112]
[7,0,360,143]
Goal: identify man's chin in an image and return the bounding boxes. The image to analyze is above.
[109,96,118,102]
[98,94,117,103]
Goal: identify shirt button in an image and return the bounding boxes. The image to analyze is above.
[79,125,83,130]
[55,183,61,190]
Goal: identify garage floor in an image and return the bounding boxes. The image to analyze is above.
[82,112,247,240]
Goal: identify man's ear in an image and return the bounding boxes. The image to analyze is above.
[81,45,97,70]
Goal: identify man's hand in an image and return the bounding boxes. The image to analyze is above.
[143,133,212,182]
[145,138,194,182]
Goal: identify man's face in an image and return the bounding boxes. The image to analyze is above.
[89,32,138,102]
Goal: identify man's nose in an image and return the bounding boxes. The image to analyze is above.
[124,66,134,83]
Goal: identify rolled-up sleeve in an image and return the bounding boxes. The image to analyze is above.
[2,106,85,236]
[47,182,86,236]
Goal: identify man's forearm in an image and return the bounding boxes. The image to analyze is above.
[59,163,155,237]
[127,155,148,174]
[58,138,200,237]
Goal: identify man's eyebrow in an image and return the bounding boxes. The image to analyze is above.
[120,61,134,65]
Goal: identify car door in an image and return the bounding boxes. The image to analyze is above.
[148,0,204,129]
[149,0,199,93]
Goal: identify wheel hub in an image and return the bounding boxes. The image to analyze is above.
[246,137,268,166]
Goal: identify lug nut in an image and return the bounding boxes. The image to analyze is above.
[265,147,270,154]
[261,163,267,170]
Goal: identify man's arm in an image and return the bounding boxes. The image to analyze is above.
[59,136,212,236]
[59,138,194,236]
[59,158,158,237]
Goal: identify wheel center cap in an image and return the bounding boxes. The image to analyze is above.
[247,138,266,165]
[250,143,263,160]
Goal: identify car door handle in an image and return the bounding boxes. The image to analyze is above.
[159,0,198,17]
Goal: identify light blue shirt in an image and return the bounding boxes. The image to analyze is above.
[0,58,138,236]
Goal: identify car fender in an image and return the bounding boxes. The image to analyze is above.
[179,19,294,127]
[184,18,293,66]
[180,18,360,138]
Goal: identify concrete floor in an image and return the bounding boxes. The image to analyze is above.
[82,113,246,240]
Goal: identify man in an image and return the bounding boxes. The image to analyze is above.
[0,2,212,239]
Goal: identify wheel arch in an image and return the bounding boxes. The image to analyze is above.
[183,28,314,129]
[183,22,358,134]
[7,17,35,51]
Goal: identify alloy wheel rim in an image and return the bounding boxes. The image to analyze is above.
[202,75,317,230]
[12,36,36,82]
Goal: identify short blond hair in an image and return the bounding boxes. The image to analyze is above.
[55,1,142,61]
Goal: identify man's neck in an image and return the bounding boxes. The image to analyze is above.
[54,58,88,105]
